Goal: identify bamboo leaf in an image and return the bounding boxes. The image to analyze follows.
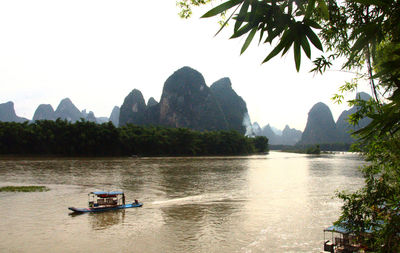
[258,24,265,44]
[202,0,243,18]
[264,27,284,44]
[262,29,294,63]
[351,35,368,53]
[214,4,241,36]
[280,28,295,56]
[301,35,311,59]
[281,41,294,56]
[304,19,322,29]
[288,0,294,15]
[294,0,306,13]
[351,0,388,7]
[304,26,323,51]
[316,0,329,19]
[234,1,250,32]
[241,27,257,54]
[305,0,316,19]
[294,39,301,71]
[262,40,286,63]
[231,23,253,38]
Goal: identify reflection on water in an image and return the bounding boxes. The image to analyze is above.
[88,210,126,230]
[0,152,364,252]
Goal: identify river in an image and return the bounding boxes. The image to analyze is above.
[0,151,365,252]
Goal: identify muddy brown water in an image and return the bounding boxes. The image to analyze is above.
[0,152,365,252]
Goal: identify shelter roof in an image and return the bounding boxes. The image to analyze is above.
[324,225,350,234]
[91,191,124,196]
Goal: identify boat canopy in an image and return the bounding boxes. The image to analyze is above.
[91,191,124,196]
[325,220,385,235]
[324,225,350,234]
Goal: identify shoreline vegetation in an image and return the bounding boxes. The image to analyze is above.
[276,145,322,154]
[0,120,268,157]
[0,186,50,192]
[270,143,352,154]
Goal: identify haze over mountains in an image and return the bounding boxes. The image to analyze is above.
[0,66,371,146]
[31,98,114,124]
[297,92,372,145]
[250,92,371,145]
[252,123,303,145]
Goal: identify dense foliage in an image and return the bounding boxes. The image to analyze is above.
[336,135,400,252]
[0,120,268,156]
[270,143,351,152]
[179,0,400,251]
[305,144,320,154]
[0,186,49,192]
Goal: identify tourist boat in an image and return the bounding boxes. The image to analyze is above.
[68,191,142,213]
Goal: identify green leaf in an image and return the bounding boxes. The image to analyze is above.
[316,0,329,19]
[288,0,294,15]
[264,27,285,44]
[282,42,293,56]
[301,35,311,58]
[258,24,265,44]
[202,0,243,18]
[294,0,306,13]
[305,0,316,19]
[351,35,368,53]
[262,29,292,63]
[294,39,301,71]
[304,26,323,51]
[241,27,257,54]
[231,23,254,38]
[262,40,286,64]
[214,4,241,36]
[304,19,322,29]
[351,0,388,7]
[280,28,295,56]
[234,1,250,32]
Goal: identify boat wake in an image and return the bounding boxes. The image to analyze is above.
[151,193,237,206]
[240,228,268,253]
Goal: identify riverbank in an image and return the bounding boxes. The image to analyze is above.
[0,121,268,157]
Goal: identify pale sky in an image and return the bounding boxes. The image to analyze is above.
[0,0,371,131]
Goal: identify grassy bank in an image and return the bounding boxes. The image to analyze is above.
[0,186,50,192]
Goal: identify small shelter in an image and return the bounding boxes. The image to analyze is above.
[88,191,126,207]
[323,224,360,253]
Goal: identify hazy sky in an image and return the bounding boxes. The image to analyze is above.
[0,0,370,131]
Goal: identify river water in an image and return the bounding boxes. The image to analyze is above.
[0,152,365,252]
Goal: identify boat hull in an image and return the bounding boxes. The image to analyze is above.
[68,203,143,213]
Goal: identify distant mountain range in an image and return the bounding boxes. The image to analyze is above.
[242,92,371,145]
[0,98,119,125]
[0,66,251,134]
[119,66,249,133]
[0,66,372,146]
[297,92,371,145]
[246,122,302,145]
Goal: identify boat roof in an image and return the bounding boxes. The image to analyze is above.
[324,220,385,234]
[324,225,350,234]
[91,191,124,196]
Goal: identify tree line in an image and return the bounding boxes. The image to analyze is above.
[0,119,268,156]
[270,143,351,152]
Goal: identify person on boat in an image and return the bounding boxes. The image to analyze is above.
[135,199,138,205]
[122,194,126,205]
